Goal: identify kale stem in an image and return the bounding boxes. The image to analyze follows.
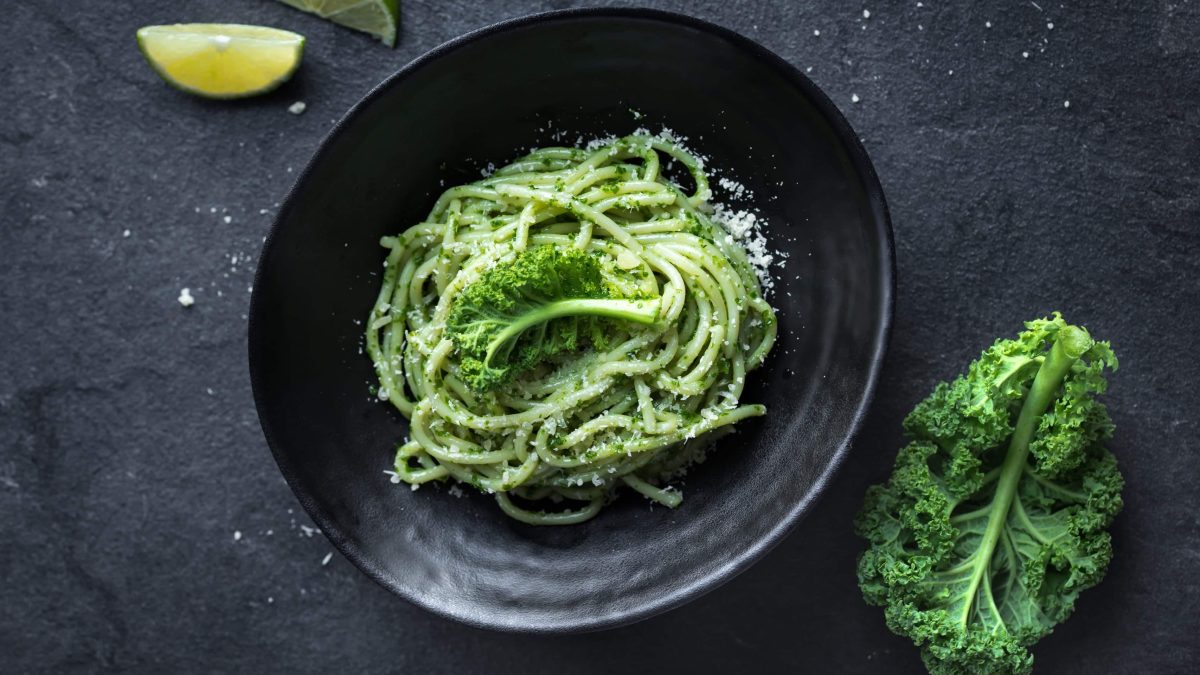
[950,505,993,524]
[1024,466,1088,502]
[484,298,661,365]
[957,325,1093,630]
[1012,496,1055,546]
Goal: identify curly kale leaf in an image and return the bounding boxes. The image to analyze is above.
[446,245,659,392]
[856,313,1122,675]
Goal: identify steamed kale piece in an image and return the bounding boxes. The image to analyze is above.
[855,313,1122,675]
[446,245,659,392]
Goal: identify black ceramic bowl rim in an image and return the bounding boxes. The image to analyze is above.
[249,7,895,633]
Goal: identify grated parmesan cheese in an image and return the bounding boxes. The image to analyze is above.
[710,204,783,296]
[717,176,749,200]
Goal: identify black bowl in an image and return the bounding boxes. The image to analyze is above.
[249,8,893,632]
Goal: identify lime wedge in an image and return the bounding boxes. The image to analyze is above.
[136,24,305,99]
[275,0,399,47]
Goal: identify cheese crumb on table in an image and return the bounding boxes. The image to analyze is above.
[717,176,749,199]
[288,101,307,115]
[178,288,195,307]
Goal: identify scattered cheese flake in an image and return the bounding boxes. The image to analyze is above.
[720,209,758,238]
[178,288,195,307]
[223,215,232,224]
[299,525,317,538]
[1064,100,1071,108]
[288,101,307,115]
[985,20,992,28]
[321,552,333,566]
[122,229,131,238]
[717,176,749,199]
[863,9,870,19]
[584,135,617,151]
[813,29,821,36]
[710,204,782,295]
[1023,51,1030,58]
[851,93,861,103]
[1047,22,1054,30]
[233,530,242,541]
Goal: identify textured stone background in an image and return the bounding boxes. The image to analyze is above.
[2,1,1198,672]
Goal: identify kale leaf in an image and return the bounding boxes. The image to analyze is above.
[856,313,1122,675]
[446,245,659,392]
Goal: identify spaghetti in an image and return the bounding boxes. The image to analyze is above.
[366,134,777,524]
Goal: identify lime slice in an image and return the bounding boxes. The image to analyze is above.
[136,24,305,99]
[275,0,399,47]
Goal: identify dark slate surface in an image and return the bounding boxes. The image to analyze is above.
[2,0,1198,672]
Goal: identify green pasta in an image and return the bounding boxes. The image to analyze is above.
[365,134,778,525]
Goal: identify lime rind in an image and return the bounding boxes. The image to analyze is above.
[274,0,398,47]
[136,24,305,100]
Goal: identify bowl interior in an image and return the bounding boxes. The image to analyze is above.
[250,10,891,632]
